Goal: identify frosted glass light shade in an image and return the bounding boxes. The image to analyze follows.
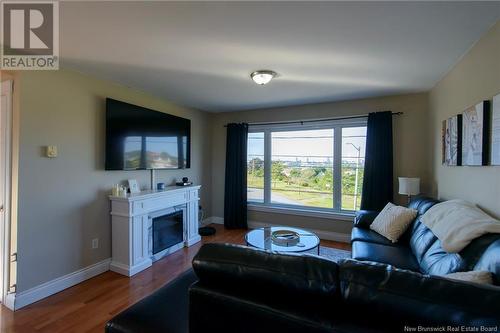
[251,70,276,85]
[398,177,420,196]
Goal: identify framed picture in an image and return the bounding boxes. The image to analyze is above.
[491,93,500,165]
[444,115,462,166]
[441,120,446,165]
[462,101,491,166]
[128,179,140,193]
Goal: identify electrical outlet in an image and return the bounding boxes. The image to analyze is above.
[92,238,99,249]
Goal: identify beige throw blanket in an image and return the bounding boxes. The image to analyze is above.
[421,199,500,253]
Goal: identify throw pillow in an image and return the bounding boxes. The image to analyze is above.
[444,271,493,285]
[370,202,418,243]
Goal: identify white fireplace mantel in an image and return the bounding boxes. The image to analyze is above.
[109,185,201,276]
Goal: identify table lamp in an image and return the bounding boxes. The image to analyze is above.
[398,177,420,205]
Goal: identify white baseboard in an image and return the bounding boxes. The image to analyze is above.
[200,217,212,226]
[12,258,111,310]
[205,216,350,243]
[202,216,224,225]
[109,261,131,276]
[4,292,15,310]
[110,259,151,277]
[185,235,202,246]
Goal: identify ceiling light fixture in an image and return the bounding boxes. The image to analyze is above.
[251,70,277,85]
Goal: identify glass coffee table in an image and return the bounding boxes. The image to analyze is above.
[245,226,320,254]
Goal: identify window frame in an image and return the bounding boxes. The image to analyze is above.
[247,118,367,216]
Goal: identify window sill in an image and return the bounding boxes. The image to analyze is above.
[247,203,355,222]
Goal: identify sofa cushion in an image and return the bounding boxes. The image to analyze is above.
[190,283,338,333]
[190,243,342,332]
[192,243,339,298]
[409,217,438,264]
[351,227,398,247]
[351,241,419,272]
[474,238,500,284]
[417,233,500,277]
[407,196,440,216]
[419,240,465,275]
[338,259,500,328]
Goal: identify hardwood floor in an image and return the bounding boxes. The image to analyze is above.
[0,224,351,333]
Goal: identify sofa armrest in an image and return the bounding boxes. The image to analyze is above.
[339,259,500,328]
[353,210,379,228]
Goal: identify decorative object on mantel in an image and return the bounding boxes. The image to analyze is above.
[111,184,119,196]
[128,179,140,193]
[443,115,462,166]
[491,93,500,165]
[176,177,193,186]
[111,184,127,197]
[398,177,420,204]
[462,101,490,166]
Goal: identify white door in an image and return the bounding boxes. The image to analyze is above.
[0,80,13,301]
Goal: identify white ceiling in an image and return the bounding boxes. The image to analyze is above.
[60,1,500,112]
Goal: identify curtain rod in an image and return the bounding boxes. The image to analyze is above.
[224,112,403,127]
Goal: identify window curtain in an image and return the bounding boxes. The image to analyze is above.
[360,111,393,211]
[224,123,249,229]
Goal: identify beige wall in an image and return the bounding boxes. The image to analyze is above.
[16,69,212,292]
[211,93,430,234]
[429,21,500,218]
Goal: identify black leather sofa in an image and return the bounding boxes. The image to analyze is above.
[189,243,500,333]
[352,196,500,281]
[106,196,500,332]
[106,242,500,333]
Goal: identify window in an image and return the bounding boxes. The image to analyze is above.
[341,127,366,211]
[247,132,265,203]
[247,120,367,214]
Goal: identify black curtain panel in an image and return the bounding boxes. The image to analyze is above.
[360,111,394,211]
[224,123,249,229]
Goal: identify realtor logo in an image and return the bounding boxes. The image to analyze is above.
[1,1,59,70]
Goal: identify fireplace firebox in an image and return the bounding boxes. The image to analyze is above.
[149,208,184,261]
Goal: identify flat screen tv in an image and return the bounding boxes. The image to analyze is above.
[105,98,190,170]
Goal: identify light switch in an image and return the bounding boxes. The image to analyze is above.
[46,145,58,158]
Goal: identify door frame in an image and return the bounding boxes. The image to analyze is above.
[0,80,13,305]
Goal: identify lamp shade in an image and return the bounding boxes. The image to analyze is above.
[398,177,420,196]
